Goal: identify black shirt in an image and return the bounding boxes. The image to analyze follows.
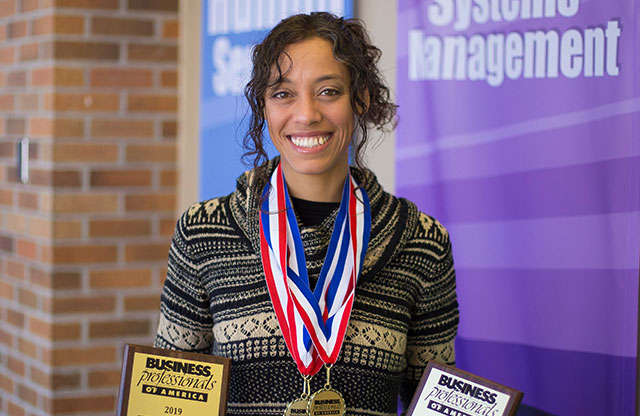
[290,196,339,227]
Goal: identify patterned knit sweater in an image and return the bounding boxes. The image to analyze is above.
[155,159,459,416]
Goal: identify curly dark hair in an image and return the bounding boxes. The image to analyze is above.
[243,11,397,173]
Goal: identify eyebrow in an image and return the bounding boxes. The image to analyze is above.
[276,73,347,85]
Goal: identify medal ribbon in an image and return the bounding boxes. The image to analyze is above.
[259,163,371,376]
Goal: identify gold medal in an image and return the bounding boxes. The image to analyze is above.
[309,388,345,416]
[284,398,310,416]
[284,375,311,416]
[308,365,346,416]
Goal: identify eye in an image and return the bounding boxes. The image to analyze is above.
[271,90,290,99]
[319,88,341,97]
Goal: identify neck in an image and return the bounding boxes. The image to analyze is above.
[282,166,349,203]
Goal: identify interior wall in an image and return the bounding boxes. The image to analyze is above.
[355,0,397,194]
[177,0,201,213]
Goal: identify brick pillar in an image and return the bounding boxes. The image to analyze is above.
[0,1,178,415]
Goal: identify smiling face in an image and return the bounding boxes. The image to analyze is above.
[264,37,354,200]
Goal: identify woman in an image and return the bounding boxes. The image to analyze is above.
[155,12,458,416]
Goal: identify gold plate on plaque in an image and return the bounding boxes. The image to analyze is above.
[116,344,231,416]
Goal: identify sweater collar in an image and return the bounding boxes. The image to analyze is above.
[228,158,416,282]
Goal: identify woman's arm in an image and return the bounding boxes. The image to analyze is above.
[400,213,459,407]
[154,207,214,353]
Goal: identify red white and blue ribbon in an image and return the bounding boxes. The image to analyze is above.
[259,163,371,376]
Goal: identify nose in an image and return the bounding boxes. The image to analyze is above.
[292,94,321,125]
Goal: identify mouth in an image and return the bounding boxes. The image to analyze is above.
[287,133,332,149]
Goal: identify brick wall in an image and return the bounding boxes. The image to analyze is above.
[0,0,178,414]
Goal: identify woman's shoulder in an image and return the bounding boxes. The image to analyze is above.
[412,210,451,245]
[177,194,233,231]
[390,194,452,256]
[352,166,451,245]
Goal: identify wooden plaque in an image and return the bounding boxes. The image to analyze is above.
[406,361,523,416]
[117,344,231,416]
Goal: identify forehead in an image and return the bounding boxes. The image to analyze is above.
[272,37,349,82]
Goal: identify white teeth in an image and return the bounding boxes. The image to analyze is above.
[289,135,330,148]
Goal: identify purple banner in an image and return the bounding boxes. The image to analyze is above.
[456,338,636,415]
[396,0,639,414]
